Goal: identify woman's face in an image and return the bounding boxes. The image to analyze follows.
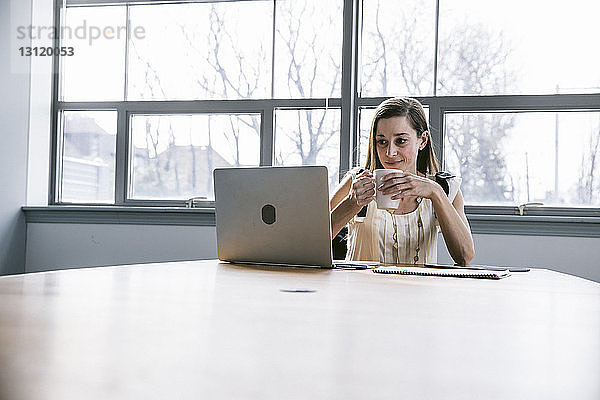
[375,116,427,173]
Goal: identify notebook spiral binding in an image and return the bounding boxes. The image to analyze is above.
[373,268,505,280]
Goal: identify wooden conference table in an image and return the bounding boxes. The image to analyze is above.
[1,260,599,400]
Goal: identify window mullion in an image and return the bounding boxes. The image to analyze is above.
[428,99,444,169]
[433,0,440,97]
[270,0,276,99]
[49,0,64,204]
[123,5,130,102]
[115,104,128,205]
[340,0,360,179]
[261,107,274,166]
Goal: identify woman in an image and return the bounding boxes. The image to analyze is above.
[330,97,474,265]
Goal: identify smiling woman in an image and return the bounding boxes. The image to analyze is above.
[330,97,475,265]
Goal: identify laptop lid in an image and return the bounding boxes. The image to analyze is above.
[214,166,333,268]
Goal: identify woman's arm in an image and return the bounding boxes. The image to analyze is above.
[331,195,362,240]
[430,187,475,265]
[330,170,375,239]
[378,172,475,265]
[330,173,352,211]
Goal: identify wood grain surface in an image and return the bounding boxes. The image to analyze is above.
[1,260,599,400]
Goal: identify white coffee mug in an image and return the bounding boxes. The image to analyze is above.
[374,169,401,210]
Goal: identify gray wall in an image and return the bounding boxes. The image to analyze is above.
[26,223,600,282]
[26,223,217,272]
[0,0,31,275]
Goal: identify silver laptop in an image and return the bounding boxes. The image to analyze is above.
[214,166,334,268]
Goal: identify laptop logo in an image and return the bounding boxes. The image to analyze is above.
[261,204,276,225]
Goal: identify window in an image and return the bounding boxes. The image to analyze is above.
[274,1,343,98]
[61,6,126,101]
[444,111,600,207]
[438,0,600,96]
[58,111,116,203]
[127,2,273,100]
[360,0,436,97]
[356,0,600,213]
[53,0,344,206]
[358,107,375,167]
[52,0,600,223]
[274,109,341,192]
[130,113,260,200]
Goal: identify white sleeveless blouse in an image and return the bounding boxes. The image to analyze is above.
[345,176,462,263]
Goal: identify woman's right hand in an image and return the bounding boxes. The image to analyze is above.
[350,170,375,207]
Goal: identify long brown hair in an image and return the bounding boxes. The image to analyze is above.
[364,97,439,175]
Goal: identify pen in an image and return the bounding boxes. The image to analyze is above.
[334,265,369,270]
[423,263,530,273]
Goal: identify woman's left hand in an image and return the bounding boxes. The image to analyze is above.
[378,171,442,200]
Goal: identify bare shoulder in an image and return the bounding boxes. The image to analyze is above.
[452,188,465,208]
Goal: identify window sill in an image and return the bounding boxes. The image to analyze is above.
[22,206,600,237]
[22,206,216,226]
[466,214,600,238]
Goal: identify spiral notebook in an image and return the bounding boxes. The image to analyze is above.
[373,266,510,280]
